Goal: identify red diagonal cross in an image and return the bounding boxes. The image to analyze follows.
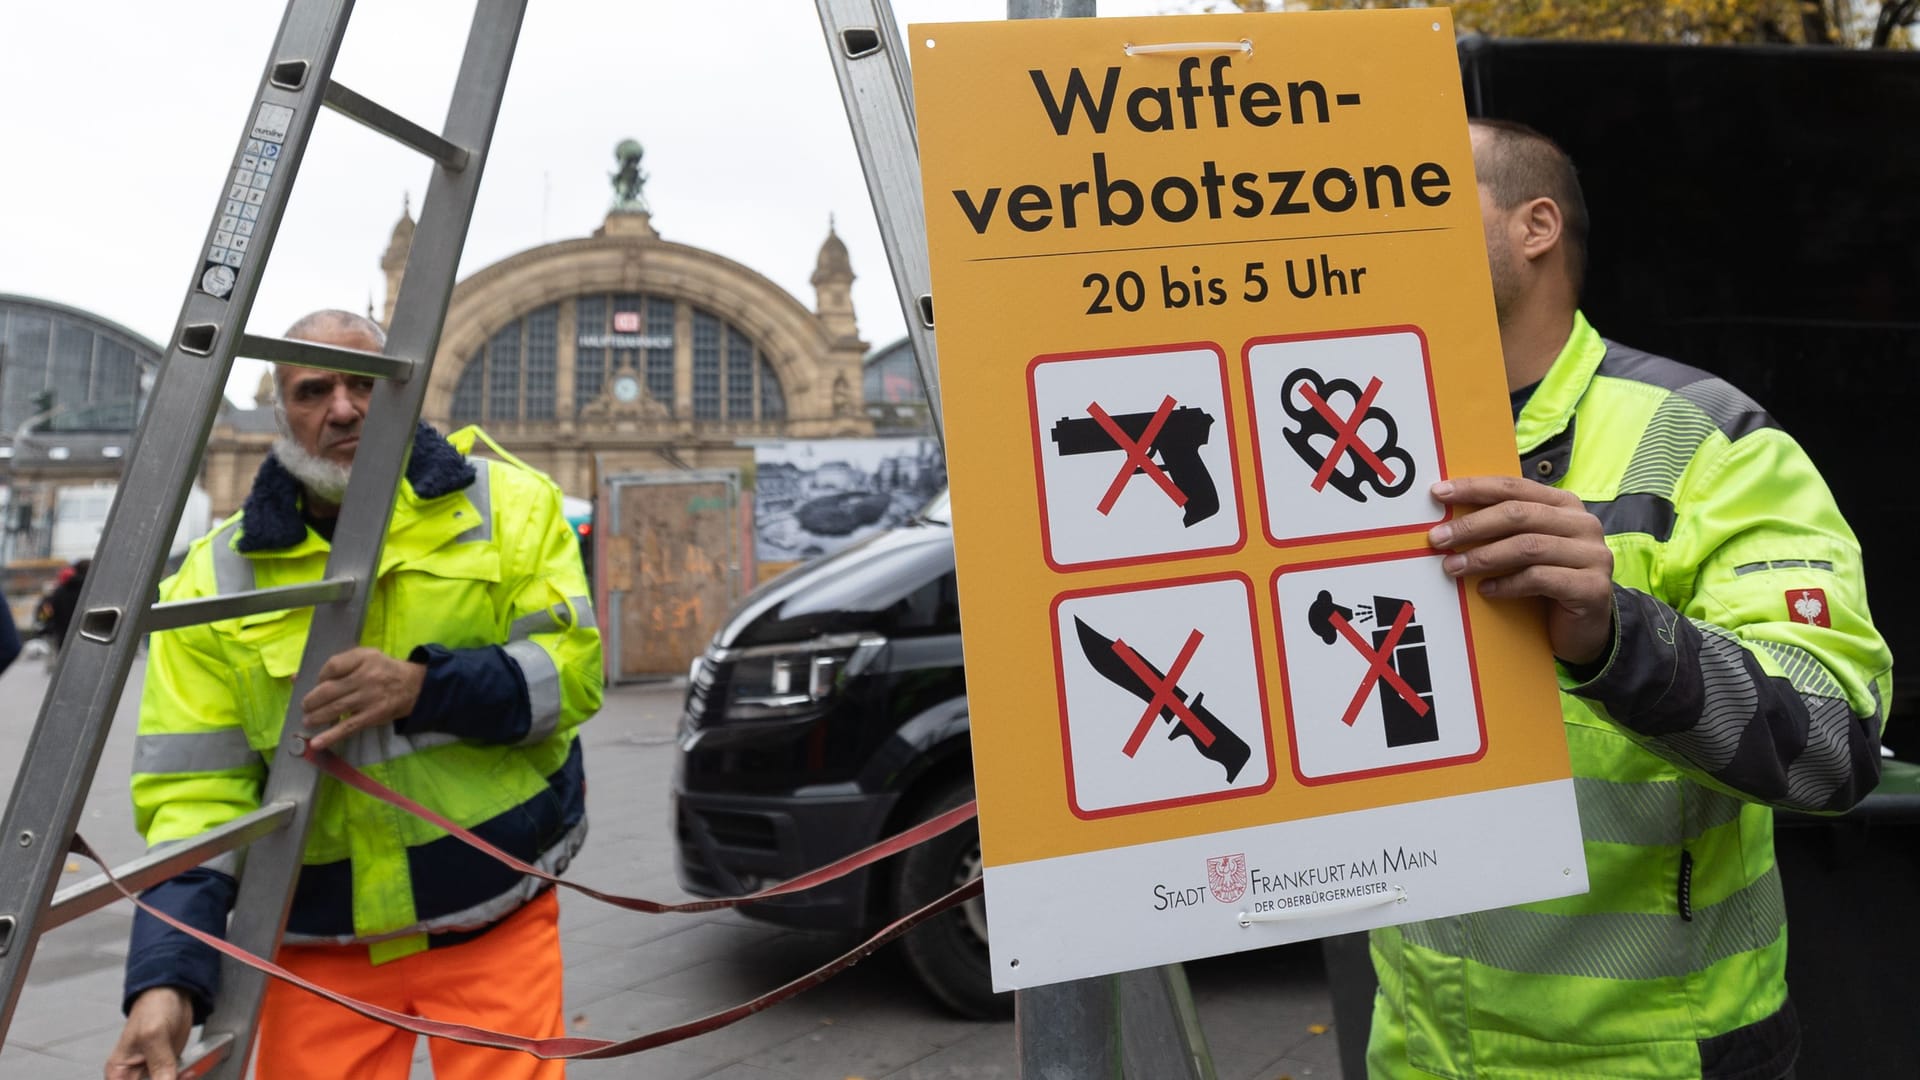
[1329,606,1429,727]
[1089,395,1188,515]
[1112,630,1214,756]
[1296,378,1398,490]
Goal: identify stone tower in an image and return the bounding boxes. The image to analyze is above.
[811,217,857,343]
[380,195,415,329]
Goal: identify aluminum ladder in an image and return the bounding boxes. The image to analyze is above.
[0,1,528,1074]
[813,1,1217,1076]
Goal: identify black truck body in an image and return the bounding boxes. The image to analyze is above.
[1459,34,1918,721]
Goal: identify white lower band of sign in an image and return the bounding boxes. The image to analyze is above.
[1237,884,1406,926]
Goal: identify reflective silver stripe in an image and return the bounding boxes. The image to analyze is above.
[1755,637,1863,810]
[1401,864,1785,981]
[1574,777,1676,847]
[278,816,588,946]
[133,729,260,775]
[1573,777,1745,848]
[1784,693,1859,809]
[203,850,243,877]
[337,726,461,770]
[508,596,599,641]
[209,523,254,596]
[508,608,556,640]
[145,840,244,879]
[1735,559,1836,576]
[505,639,562,744]
[1675,376,1772,441]
[1648,623,1754,772]
[1618,394,1715,501]
[456,463,493,543]
[567,596,596,633]
[1755,639,1845,699]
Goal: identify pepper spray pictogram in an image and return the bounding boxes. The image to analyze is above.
[1306,589,1440,747]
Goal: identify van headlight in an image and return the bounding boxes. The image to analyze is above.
[717,634,886,720]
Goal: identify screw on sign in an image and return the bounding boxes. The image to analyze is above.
[1280,368,1416,502]
[1306,589,1439,747]
[1072,616,1251,782]
[1051,395,1221,527]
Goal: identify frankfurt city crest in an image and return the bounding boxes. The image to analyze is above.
[1207,853,1249,904]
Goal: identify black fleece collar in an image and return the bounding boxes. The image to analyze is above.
[238,422,476,553]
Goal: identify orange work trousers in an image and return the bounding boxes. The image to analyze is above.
[256,888,566,1080]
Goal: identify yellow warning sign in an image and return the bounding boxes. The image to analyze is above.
[914,8,1586,990]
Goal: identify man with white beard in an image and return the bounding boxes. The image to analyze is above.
[108,309,602,1080]
[265,313,366,513]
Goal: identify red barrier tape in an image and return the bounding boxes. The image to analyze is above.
[307,747,975,913]
[72,836,983,1060]
[72,749,989,1059]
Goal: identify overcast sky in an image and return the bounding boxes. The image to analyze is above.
[0,1,1184,406]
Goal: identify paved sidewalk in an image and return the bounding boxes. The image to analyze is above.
[1,658,1340,1079]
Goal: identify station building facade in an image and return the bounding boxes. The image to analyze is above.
[862,335,936,437]
[201,197,874,516]
[0,294,162,568]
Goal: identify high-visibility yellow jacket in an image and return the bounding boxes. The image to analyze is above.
[124,424,601,1018]
[1369,315,1892,1078]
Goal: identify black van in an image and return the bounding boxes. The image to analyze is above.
[676,35,1919,1025]
[670,493,994,1015]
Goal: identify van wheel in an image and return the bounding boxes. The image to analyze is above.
[892,779,1011,1019]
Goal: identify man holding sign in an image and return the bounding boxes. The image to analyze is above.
[1366,120,1892,1079]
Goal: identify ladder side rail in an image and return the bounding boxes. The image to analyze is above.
[0,0,360,1039]
[814,0,946,442]
[178,1034,235,1079]
[194,3,530,1074]
[1010,0,1098,15]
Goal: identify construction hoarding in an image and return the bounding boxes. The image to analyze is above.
[597,470,743,681]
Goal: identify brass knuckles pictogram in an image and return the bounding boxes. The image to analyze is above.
[1279,367,1416,503]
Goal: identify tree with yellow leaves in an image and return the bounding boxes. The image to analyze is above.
[1183,1,1914,47]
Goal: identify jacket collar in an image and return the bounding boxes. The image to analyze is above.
[1514,310,1605,455]
[237,422,475,553]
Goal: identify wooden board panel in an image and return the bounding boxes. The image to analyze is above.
[606,477,737,679]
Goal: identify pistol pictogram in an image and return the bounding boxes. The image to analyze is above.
[1052,404,1220,527]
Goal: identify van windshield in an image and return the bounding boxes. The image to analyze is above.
[919,490,951,525]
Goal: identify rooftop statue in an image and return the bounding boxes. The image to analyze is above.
[611,138,649,213]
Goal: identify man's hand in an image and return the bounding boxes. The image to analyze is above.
[300,646,426,753]
[104,987,193,1080]
[1428,476,1615,667]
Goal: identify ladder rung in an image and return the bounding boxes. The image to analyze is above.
[238,333,415,382]
[46,803,296,934]
[177,1032,235,1079]
[144,579,357,634]
[323,81,471,171]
